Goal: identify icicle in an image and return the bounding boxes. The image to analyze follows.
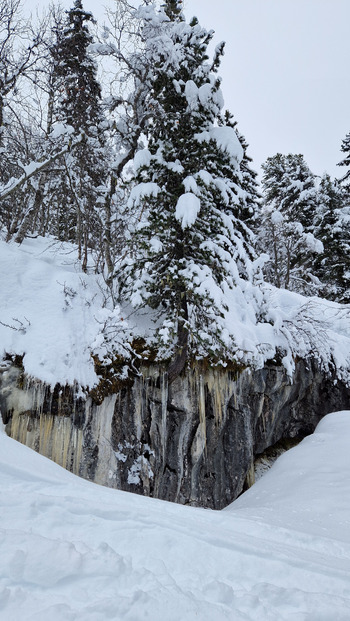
[198,374,206,453]
[190,370,207,462]
[134,375,144,442]
[206,368,235,426]
[89,394,117,486]
[161,372,168,465]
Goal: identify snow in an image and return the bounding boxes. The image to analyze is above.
[175,192,201,228]
[21,161,43,176]
[1,411,350,620]
[0,236,127,388]
[183,175,198,194]
[210,126,244,162]
[1,236,350,388]
[304,231,324,253]
[197,169,214,185]
[184,79,199,108]
[195,126,244,163]
[261,286,350,382]
[230,410,350,542]
[49,123,75,140]
[133,148,152,171]
[149,236,163,252]
[127,182,160,207]
[271,209,284,224]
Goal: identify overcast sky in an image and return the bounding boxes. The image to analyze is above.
[26,0,350,179]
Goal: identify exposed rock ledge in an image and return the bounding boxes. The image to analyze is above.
[0,360,349,509]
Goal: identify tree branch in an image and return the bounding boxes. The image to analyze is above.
[0,134,83,202]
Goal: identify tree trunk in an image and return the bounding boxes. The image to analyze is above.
[15,183,44,244]
[104,175,116,284]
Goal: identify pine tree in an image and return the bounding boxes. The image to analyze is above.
[262,153,318,229]
[49,0,107,268]
[120,2,256,378]
[51,0,103,135]
[314,174,350,303]
[218,110,261,226]
[259,153,322,293]
[237,129,261,227]
[338,131,350,198]
[162,0,183,19]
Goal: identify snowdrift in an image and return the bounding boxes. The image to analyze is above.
[1,235,350,388]
[0,411,350,620]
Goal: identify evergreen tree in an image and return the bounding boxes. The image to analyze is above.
[162,0,183,19]
[51,0,103,135]
[262,153,318,229]
[314,174,350,303]
[237,129,261,226]
[120,1,256,378]
[259,153,322,294]
[338,131,350,198]
[49,0,108,268]
[218,110,261,226]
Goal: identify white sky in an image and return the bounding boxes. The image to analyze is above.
[26,0,350,179]
[186,0,350,180]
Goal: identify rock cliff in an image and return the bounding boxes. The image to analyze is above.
[0,359,349,509]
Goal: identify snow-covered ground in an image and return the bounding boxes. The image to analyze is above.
[1,410,350,620]
[0,236,131,388]
[1,235,350,389]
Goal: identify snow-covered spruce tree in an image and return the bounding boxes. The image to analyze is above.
[261,153,318,229]
[120,1,256,379]
[313,174,350,303]
[48,0,108,268]
[338,131,350,198]
[218,110,261,226]
[259,153,322,294]
[236,129,261,229]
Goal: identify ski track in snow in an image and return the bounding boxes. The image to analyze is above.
[1,412,350,620]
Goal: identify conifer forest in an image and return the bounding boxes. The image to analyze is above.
[1,0,349,381]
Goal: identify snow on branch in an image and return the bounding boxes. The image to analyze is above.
[0,134,84,203]
[265,291,350,383]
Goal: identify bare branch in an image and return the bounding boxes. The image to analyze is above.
[0,133,83,201]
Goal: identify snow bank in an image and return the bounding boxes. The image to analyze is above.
[230,410,350,540]
[1,236,350,388]
[262,285,350,383]
[0,236,126,388]
[0,411,350,619]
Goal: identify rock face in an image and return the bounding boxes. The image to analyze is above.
[0,359,349,509]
